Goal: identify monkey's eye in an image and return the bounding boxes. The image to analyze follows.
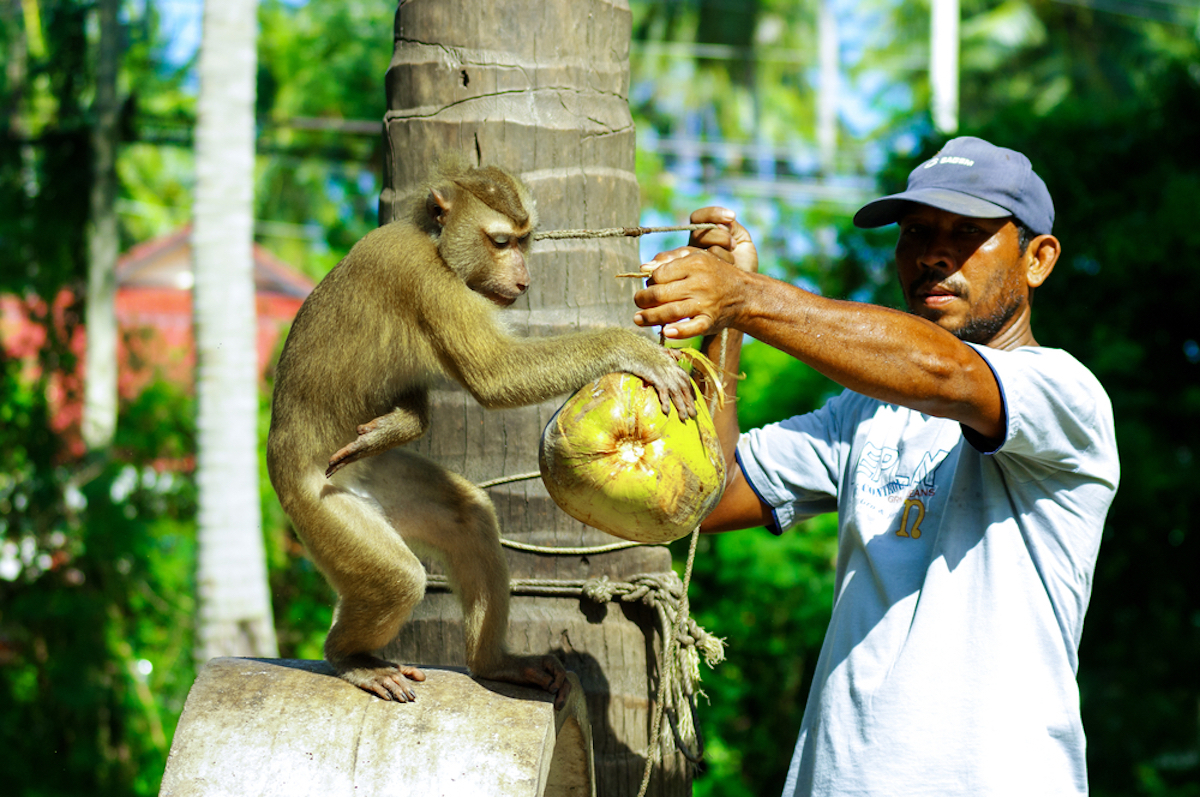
[490,234,511,247]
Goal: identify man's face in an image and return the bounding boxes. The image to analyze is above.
[894,206,1029,345]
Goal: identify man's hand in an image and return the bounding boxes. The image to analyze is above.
[633,207,760,339]
[684,206,759,271]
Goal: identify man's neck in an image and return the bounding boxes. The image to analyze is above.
[984,311,1038,351]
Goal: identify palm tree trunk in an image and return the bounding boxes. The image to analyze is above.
[192,0,278,663]
[382,1,689,793]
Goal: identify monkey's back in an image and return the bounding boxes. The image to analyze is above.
[267,222,455,467]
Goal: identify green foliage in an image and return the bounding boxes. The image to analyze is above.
[968,68,1200,796]
[115,0,196,249]
[0,354,198,797]
[1,4,199,794]
[0,3,91,300]
[255,0,395,279]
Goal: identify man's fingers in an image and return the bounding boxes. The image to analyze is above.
[633,298,701,328]
[641,246,698,276]
[704,244,734,264]
[662,317,714,339]
[690,206,736,226]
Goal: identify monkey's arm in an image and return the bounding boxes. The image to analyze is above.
[326,393,430,477]
[441,321,697,419]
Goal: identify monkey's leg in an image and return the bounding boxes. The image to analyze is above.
[300,483,429,701]
[326,400,428,478]
[379,462,570,709]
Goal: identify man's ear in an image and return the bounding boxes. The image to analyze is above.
[1026,234,1060,289]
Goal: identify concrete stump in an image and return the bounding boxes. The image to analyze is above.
[159,658,594,797]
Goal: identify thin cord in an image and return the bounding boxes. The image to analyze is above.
[636,328,729,797]
[533,223,719,241]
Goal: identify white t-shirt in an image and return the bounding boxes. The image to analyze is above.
[736,344,1120,797]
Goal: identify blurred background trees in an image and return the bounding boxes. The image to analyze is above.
[0,1,1196,795]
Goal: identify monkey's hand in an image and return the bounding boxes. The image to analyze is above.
[476,654,572,711]
[326,408,426,477]
[620,344,698,421]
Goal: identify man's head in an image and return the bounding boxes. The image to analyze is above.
[853,137,1060,348]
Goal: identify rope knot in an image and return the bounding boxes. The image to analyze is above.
[582,575,619,603]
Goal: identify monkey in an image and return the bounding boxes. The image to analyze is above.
[265,159,696,708]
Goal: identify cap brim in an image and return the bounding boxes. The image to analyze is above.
[853,188,1012,229]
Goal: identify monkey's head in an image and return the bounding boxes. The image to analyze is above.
[421,163,538,307]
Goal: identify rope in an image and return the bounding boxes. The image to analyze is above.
[634,327,730,797]
[475,471,541,489]
[423,570,726,769]
[476,471,646,554]
[500,538,643,555]
[533,222,720,241]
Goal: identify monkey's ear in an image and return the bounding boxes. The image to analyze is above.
[426,187,454,228]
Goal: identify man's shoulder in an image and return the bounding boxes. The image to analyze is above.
[968,343,1109,398]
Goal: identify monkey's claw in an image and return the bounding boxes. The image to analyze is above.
[335,654,427,702]
[325,419,386,477]
[326,440,367,478]
[657,356,698,420]
[326,413,424,477]
[476,654,572,711]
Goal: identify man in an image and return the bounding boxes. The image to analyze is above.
[633,137,1119,795]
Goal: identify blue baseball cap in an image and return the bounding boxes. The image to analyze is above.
[853,137,1055,235]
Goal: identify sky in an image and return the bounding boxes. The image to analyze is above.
[153,0,202,67]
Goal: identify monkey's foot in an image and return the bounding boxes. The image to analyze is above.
[334,653,427,702]
[475,654,571,711]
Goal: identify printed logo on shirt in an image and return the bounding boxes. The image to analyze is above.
[855,443,947,497]
[854,443,950,536]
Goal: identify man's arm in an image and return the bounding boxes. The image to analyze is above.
[634,224,1005,441]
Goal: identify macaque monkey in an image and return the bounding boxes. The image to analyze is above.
[266,159,695,706]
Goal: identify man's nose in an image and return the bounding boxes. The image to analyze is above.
[917,232,958,272]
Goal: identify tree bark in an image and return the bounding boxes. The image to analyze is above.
[192,0,278,663]
[381,2,690,794]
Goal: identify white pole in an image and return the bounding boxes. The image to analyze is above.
[192,0,278,662]
[817,0,840,174]
[930,0,959,134]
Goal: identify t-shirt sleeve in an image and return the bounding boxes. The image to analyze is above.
[964,344,1120,488]
[736,391,860,533]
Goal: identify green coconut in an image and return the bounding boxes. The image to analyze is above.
[539,371,726,544]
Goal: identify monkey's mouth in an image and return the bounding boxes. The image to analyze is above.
[487,292,520,307]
